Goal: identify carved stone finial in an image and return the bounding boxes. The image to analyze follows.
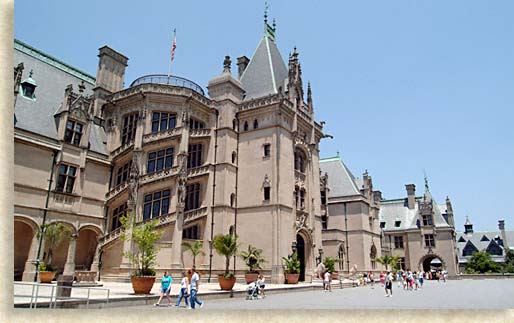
[78,80,85,93]
[29,69,34,78]
[223,55,231,73]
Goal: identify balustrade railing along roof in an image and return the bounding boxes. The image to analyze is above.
[129,74,205,96]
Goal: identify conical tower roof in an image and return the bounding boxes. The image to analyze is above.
[240,20,288,100]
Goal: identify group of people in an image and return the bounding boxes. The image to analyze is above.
[154,266,204,309]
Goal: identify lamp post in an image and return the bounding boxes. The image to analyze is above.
[291,241,297,256]
[207,239,213,283]
[344,202,350,276]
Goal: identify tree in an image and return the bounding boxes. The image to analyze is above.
[181,240,205,267]
[240,244,266,273]
[465,251,502,274]
[502,249,514,273]
[213,233,240,278]
[376,255,400,271]
[323,257,340,274]
[121,214,163,276]
[38,223,71,270]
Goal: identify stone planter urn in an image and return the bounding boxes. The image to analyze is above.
[218,274,236,291]
[39,271,56,283]
[285,273,300,284]
[131,276,156,294]
[245,272,259,284]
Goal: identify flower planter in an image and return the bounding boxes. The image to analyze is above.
[39,271,56,283]
[218,274,236,290]
[285,273,300,284]
[131,276,156,294]
[245,273,259,284]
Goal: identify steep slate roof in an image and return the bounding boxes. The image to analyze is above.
[379,191,451,231]
[14,39,107,155]
[319,156,361,197]
[240,34,288,100]
[456,229,514,262]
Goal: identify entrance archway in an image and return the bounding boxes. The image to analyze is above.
[14,220,36,281]
[296,234,306,281]
[75,227,100,270]
[420,254,445,278]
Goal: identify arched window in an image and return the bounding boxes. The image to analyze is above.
[230,193,236,207]
[231,151,237,164]
[253,119,259,129]
[370,244,377,269]
[243,121,248,131]
[338,245,344,270]
[294,148,307,173]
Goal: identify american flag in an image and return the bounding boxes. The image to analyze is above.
[171,29,177,62]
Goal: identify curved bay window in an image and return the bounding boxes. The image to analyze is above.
[185,183,201,211]
[115,160,132,187]
[111,202,127,231]
[187,143,203,168]
[151,112,176,133]
[121,113,137,145]
[189,118,205,129]
[143,189,170,221]
[294,148,307,173]
[147,147,174,173]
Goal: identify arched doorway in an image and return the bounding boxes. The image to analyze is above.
[14,220,36,281]
[75,227,100,271]
[420,254,445,278]
[296,234,306,281]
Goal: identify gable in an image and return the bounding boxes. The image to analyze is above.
[462,241,478,257]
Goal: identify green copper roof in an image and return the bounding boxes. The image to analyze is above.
[14,39,96,85]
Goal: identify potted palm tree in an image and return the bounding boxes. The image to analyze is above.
[182,240,204,281]
[120,214,163,294]
[212,233,239,290]
[282,252,301,284]
[376,255,400,271]
[37,223,71,283]
[323,256,339,280]
[240,244,266,283]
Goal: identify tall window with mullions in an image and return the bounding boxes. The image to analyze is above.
[185,183,201,211]
[121,113,137,145]
[55,164,77,194]
[151,112,176,133]
[147,148,174,173]
[143,189,170,221]
[187,144,203,168]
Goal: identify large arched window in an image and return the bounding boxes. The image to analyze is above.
[294,148,307,173]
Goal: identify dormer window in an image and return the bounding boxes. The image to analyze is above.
[64,120,83,146]
[395,220,401,228]
[21,70,37,100]
[480,235,490,242]
[458,236,466,243]
[422,214,433,226]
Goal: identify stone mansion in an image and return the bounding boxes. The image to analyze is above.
[13,15,461,283]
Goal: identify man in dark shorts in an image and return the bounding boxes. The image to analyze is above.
[384,271,393,297]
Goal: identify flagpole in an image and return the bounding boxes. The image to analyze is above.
[167,28,176,84]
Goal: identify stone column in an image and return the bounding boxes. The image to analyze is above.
[63,234,78,275]
[90,244,101,279]
[22,232,41,281]
[120,210,134,270]
[170,210,184,269]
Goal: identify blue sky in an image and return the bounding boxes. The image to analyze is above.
[14,0,514,231]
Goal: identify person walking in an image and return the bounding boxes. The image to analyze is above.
[384,271,393,297]
[396,271,402,288]
[154,271,173,306]
[324,270,332,292]
[175,271,190,308]
[369,271,374,289]
[189,267,204,309]
[419,270,424,288]
[257,274,266,297]
[379,272,385,287]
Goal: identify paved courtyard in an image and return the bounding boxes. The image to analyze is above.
[137,279,514,310]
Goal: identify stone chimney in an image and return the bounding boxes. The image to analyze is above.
[93,46,128,117]
[237,56,250,79]
[499,219,509,250]
[405,184,416,209]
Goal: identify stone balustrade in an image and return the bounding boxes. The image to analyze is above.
[190,128,211,138]
[142,127,181,145]
[105,182,128,201]
[111,142,134,160]
[187,164,210,178]
[75,271,97,283]
[139,166,179,186]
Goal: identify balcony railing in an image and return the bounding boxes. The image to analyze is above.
[184,207,208,223]
[187,165,210,178]
[139,166,179,186]
[295,170,306,184]
[106,182,129,201]
[111,142,134,160]
[190,128,211,138]
[142,127,181,145]
[130,74,205,96]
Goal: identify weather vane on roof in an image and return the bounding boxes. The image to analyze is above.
[264,1,269,23]
[423,169,430,192]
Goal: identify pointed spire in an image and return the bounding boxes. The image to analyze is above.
[307,81,312,105]
[424,170,430,192]
[223,55,232,73]
[264,1,269,24]
[78,80,86,93]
